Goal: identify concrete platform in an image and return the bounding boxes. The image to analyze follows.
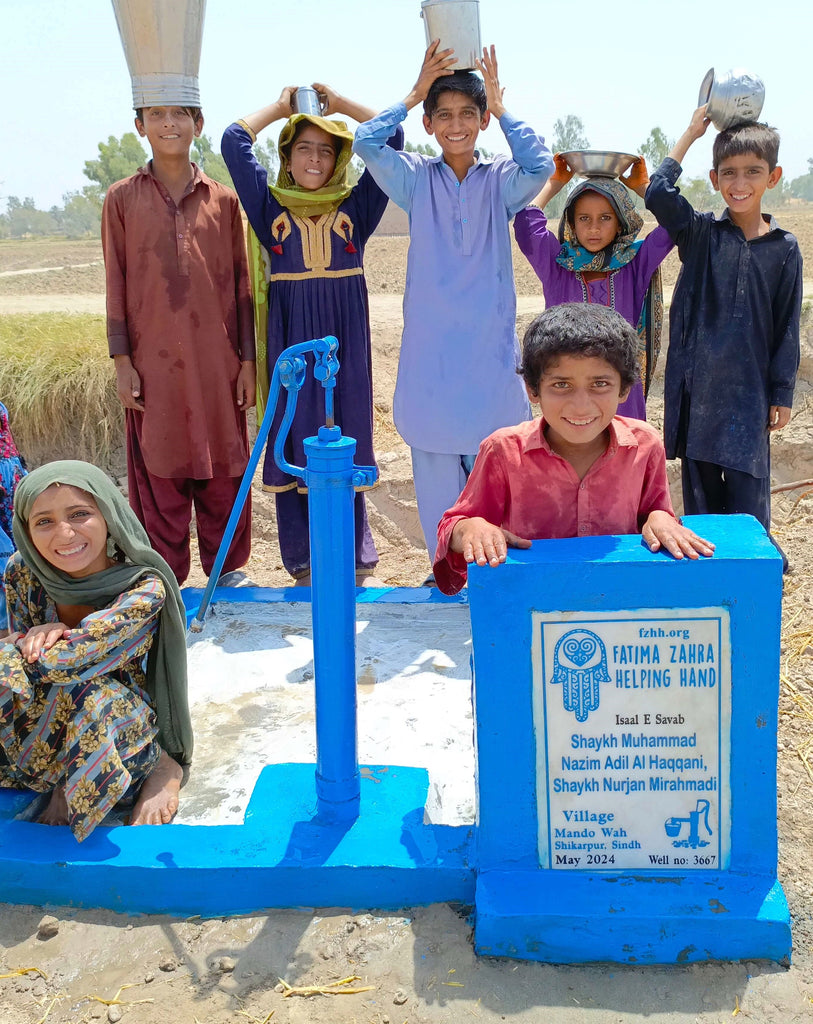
[0,588,476,915]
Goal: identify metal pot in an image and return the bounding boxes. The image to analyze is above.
[111,0,206,109]
[420,0,481,72]
[698,67,765,131]
[291,87,328,118]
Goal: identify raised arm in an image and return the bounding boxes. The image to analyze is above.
[238,86,297,138]
[668,105,711,166]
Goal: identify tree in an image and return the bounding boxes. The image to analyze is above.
[60,186,104,238]
[253,138,279,176]
[404,140,438,157]
[84,133,147,191]
[639,128,673,172]
[191,134,233,187]
[678,175,721,212]
[552,115,590,154]
[4,196,57,237]
[790,158,813,202]
[544,116,591,217]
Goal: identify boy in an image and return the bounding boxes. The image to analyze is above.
[433,305,714,596]
[353,43,553,568]
[645,107,802,562]
[102,104,256,585]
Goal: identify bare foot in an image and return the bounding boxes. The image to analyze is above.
[130,749,182,826]
[38,786,69,826]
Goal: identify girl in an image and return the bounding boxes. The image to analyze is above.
[221,85,403,585]
[514,155,673,418]
[0,461,193,841]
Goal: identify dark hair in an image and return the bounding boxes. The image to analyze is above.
[712,121,780,171]
[424,71,487,119]
[519,304,639,393]
[280,119,340,163]
[135,106,203,125]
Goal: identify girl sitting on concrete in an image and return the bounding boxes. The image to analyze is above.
[0,461,192,841]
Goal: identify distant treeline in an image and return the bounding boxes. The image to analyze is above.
[3,117,812,240]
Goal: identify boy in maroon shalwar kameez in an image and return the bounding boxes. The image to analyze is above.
[102,103,256,584]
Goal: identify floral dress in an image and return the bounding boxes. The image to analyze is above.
[0,557,165,841]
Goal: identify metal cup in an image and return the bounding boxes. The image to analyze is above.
[291,87,328,117]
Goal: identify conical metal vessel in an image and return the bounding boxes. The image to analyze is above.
[111,0,206,108]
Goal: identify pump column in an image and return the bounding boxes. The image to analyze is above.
[305,426,363,823]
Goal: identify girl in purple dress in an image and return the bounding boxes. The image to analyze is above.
[222,86,402,584]
[514,155,673,419]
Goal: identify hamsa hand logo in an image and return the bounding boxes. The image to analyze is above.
[551,628,610,722]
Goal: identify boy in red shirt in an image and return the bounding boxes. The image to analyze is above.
[102,104,256,585]
[434,304,714,595]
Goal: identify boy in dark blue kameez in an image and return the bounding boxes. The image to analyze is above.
[646,107,802,564]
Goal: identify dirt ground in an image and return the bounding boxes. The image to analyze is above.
[0,217,812,1023]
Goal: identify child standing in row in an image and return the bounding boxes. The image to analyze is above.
[102,103,256,587]
[645,107,802,563]
[354,43,553,568]
[222,86,402,585]
[515,156,673,417]
[433,305,714,596]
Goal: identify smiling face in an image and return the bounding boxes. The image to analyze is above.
[28,484,110,578]
[135,106,202,157]
[528,354,629,458]
[710,152,782,220]
[571,192,620,252]
[285,125,338,190]
[423,91,490,162]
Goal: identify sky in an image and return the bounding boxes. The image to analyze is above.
[1,0,811,211]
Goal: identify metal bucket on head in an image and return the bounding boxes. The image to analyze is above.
[698,67,765,131]
[291,87,328,117]
[420,0,481,72]
[111,0,206,109]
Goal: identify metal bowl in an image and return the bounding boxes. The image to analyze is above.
[698,67,765,131]
[559,150,637,179]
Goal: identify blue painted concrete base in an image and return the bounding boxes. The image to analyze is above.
[0,764,474,915]
[475,870,791,964]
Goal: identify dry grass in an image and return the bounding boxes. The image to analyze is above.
[0,313,123,474]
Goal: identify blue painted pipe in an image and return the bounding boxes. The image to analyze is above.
[192,335,376,825]
[189,338,338,632]
[306,428,363,822]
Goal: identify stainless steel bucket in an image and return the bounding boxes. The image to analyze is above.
[698,67,765,131]
[111,0,206,108]
[291,87,328,117]
[420,0,481,72]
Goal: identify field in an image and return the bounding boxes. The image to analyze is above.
[0,214,812,1023]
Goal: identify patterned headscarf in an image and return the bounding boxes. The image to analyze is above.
[555,178,664,398]
[12,461,193,764]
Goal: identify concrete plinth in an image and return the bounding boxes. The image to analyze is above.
[0,763,474,915]
[469,515,791,965]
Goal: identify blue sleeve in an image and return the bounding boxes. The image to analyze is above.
[351,124,405,242]
[353,104,420,212]
[220,122,279,249]
[496,113,554,216]
[769,242,803,408]
[644,157,702,246]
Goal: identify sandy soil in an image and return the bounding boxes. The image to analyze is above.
[0,224,812,1023]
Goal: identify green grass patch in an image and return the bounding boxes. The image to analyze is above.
[0,313,124,474]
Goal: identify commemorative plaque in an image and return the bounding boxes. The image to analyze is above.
[532,607,731,871]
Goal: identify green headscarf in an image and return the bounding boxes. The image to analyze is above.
[270,113,355,218]
[12,461,193,764]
